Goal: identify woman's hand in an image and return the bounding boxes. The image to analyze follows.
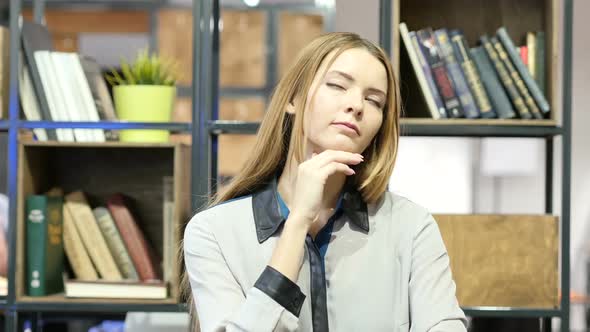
[289,149,364,230]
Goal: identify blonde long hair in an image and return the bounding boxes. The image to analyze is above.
[180,32,401,330]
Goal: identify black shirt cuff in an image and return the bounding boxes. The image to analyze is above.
[254,265,306,317]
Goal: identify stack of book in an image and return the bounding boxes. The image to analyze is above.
[19,20,118,142]
[25,183,175,300]
[400,23,549,120]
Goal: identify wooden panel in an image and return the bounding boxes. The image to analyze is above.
[157,9,194,86]
[396,0,558,121]
[23,9,150,34]
[218,98,265,177]
[278,12,324,78]
[52,33,79,53]
[435,214,558,308]
[220,10,266,88]
[16,143,190,303]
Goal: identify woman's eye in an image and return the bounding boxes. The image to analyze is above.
[367,98,382,108]
[327,82,345,90]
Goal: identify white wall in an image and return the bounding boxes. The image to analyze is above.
[567,0,590,329]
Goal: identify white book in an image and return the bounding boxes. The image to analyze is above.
[399,22,441,119]
[50,52,88,142]
[69,53,105,142]
[18,51,47,141]
[34,50,74,141]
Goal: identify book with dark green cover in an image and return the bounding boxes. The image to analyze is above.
[496,27,549,118]
[480,35,532,119]
[26,195,64,296]
[449,30,496,119]
[470,46,516,119]
[435,28,479,118]
[535,31,546,95]
[491,36,543,119]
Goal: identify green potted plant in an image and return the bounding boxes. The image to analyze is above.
[106,49,179,142]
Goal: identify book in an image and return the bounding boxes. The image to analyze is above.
[534,31,546,95]
[399,22,446,119]
[63,274,167,299]
[34,50,75,141]
[63,205,99,281]
[519,46,528,66]
[18,50,48,141]
[20,21,59,140]
[434,28,479,118]
[49,52,91,142]
[410,32,447,119]
[470,46,516,119]
[527,32,536,80]
[0,26,8,119]
[449,30,496,119]
[68,53,107,142]
[93,207,139,280]
[64,191,123,280]
[417,28,464,118]
[491,36,543,119]
[79,55,119,141]
[496,27,549,117]
[480,35,532,119]
[26,194,64,296]
[106,193,161,282]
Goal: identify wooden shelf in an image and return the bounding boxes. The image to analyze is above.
[207,119,562,137]
[15,143,191,306]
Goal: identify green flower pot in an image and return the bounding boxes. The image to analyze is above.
[114,85,176,142]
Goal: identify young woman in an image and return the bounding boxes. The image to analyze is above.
[181,32,467,332]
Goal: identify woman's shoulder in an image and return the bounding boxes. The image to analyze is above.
[184,195,253,238]
[376,191,435,228]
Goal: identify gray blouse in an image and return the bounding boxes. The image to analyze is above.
[184,177,467,331]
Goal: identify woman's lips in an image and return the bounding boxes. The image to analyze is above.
[332,123,359,135]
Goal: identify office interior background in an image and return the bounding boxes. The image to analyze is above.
[0,0,589,331]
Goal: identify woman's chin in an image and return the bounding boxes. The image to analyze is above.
[316,142,359,153]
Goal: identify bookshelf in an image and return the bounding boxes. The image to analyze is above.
[14,141,191,306]
[193,0,572,332]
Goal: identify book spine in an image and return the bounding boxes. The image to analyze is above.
[491,36,543,119]
[44,195,64,295]
[107,195,159,281]
[527,32,537,81]
[470,46,516,119]
[535,32,546,95]
[0,27,8,119]
[450,31,496,118]
[409,32,448,118]
[435,29,480,118]
[63,206,99,280]
[26,195,47,296]
[480,35,532,119]
[520,46,528,66]
[399,22,444,119]
[496,28,550,116]
[93,207,139,280]
[417,28,464,118]
[65,191,123,280]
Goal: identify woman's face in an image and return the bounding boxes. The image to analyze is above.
[292,47,388,155]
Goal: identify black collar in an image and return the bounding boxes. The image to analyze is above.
[252,176,369,243]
